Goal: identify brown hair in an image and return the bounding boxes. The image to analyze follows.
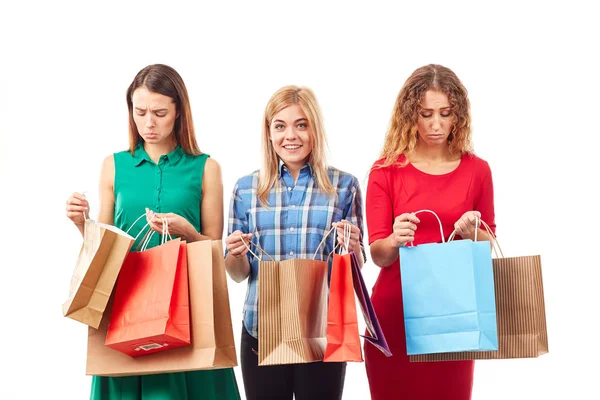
[126,64,200,155]
[380,64,472,166]
[257,85,335,207]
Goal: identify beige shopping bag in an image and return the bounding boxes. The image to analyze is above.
[62,218,134,328]
[248,230,331,366]
[86,239,238,376]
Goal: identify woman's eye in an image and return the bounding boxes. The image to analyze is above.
[136,112,145,116]
[441,112,451,118]
[275,124,285,130]
[420,113,432,118]
[297,123,307,129]
[156,113,167,118]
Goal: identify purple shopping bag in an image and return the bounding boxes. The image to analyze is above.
[350,252,392,356]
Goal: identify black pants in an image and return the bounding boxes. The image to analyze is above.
[241,326,347,400]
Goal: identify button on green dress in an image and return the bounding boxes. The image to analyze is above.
[90,144,241,400]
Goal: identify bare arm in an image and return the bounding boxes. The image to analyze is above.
[370,235,400,268]
[97,155,115,226]
[370,213,420,268]
[67,192,89,237]
[225,234,252,283]
[67,156,114,237]
[194,157,224,241]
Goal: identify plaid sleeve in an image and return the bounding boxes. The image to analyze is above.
[225,180,249,258]
[343,175,367,262]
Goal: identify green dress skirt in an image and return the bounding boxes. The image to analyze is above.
[90,370,240,399]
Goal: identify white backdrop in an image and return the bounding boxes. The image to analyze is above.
[1,1,598,399]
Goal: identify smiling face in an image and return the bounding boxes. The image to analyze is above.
[131,86,178,145]
[416,90,455,147]
[269,104,314,172]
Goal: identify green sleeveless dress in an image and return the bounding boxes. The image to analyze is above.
[90,144,241,400]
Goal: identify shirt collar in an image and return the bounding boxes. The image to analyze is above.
[133,143,184,167]
[278,159,313,178]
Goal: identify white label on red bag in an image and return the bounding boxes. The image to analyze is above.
[135,343,169,352]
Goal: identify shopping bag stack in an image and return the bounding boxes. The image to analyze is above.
[409,220,548,362]
[64,212,238,376]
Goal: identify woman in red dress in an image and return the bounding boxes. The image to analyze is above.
[365,64,496,399]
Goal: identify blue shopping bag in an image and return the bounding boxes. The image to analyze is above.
[399,210,498,355]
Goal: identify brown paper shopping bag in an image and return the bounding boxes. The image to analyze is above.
[258,258,328,366]
[63,218,134,328]
[410,223,548,362]
[246,230,330,366]
[86,239,238,376]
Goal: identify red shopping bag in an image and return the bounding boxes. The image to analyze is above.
[324,224,391,362]
[105,237,191,357]
[323,251,363,362]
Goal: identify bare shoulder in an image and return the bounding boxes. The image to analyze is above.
[203,157,222,182]
[100,155,115,187]
[204,157,221,176]
[101,154,115,169]
[202,157,223,193]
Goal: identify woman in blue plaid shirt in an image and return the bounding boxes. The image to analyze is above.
[225,85,366,400]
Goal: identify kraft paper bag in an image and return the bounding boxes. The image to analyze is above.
[258,257,329,366]
[63,218,133,328]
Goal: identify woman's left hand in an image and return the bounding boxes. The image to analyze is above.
[453,211,481,240]
[146,208,196,240]
[333,219,361,254]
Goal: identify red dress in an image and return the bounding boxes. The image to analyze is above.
[364,154,496,400]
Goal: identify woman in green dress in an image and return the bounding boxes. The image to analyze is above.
[65,64,241,400]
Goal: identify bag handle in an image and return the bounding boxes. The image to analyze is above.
[137,225,156,252]
[447,217,505,258]
[161,217,173,245]
[238,224,337,262]
[312,225,337,260]
[407,210,505,258]
[238,235,275,262]
[133,214,174,252]
[123,213,153,252]
[480,220,505,258]
[407,209,445,247]
[326,222,351,262]
[125,213,150,236]
[326,242,342,263]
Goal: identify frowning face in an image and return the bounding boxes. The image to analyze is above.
[132,87,177,145]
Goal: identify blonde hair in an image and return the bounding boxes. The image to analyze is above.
[380,64,473,167]
[258,85,335,207]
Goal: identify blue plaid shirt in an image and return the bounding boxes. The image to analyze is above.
[227,162,365,338]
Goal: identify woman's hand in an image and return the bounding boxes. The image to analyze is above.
[66,192,89,227]
[145,209,196,241]
[333,220,361,254]
[453,211,481,240]
[390,213,420,247]
[225,230,254,259]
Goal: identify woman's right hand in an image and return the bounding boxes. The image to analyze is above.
[390,212,420,247]
[225,230,254,259]
[66,192,89,227]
